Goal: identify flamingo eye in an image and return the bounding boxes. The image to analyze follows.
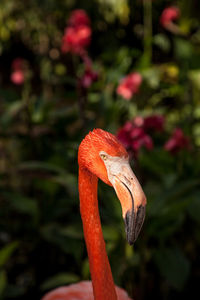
[100,154,108,161]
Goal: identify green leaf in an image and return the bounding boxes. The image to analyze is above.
[60,226,83,239]
[187,192,200,223]
[188,69,200,91]
[18,161,67,175]
[81,259,90,279]
[153,34,170,53]
[0,241,19,268]
[3,192,38,219]
[41,273,80,291]
[174,38,193,60]
[142,67,161,89]
[154,247,190,290]
[18,161,77,193]
[0,270,7,296]
[1,100,25,126]
[102,225,119,241]
[41,224,84,261]
[42,223,83,240]
[3,284,25,298]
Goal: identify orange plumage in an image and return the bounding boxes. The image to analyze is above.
[42,129,146,300]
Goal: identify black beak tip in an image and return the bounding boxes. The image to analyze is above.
[124,205,146,245]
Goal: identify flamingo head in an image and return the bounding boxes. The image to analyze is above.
[78,128,146,245]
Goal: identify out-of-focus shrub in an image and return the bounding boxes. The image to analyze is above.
[0,1,200,300]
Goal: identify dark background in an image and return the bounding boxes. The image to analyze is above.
[0,0,200,299]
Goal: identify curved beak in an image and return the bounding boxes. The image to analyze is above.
[105,158,146,245]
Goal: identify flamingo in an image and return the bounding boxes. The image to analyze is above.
[41,129,146,300]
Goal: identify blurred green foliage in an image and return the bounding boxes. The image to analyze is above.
[0,0,200,299]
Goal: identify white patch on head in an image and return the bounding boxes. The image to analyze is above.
[99,151,130,183]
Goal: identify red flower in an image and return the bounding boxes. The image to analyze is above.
[144,115,165,132]
[133,116,144,127]
[79,67,98,89]
[62,10,91,55]
[12,58,24,70]
[130,127,144,139]
[132,134,153,152]
[68,9,90,27]
[117,119,153,158]
[131,127,153,152]
[160,6,180,28]
[62,26,91,54]
[117,122,133,148]
[10,70,25,85]
[164,128,190,154]
[117,73,142,100]
[10,58,26,85]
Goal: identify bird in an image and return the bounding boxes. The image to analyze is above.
[41,128,146,300]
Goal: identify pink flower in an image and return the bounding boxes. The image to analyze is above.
[144,115,165,132]
[132,134,153,152]
[160,6,180,28]
[131,127,153,152]
[164,128,190,154]
[10,57,26,85]
[10,70,25,85]
[117,73,142,100]
[117,119,153,158]
[130,127,144,139]
[79,68,98,89]
[62,10,91,55]
[68,9,90,27]
[61,26,91,54]
[117,122,133,148]
[133,116,144,127]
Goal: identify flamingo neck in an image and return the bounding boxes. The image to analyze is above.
[79,167,117,300]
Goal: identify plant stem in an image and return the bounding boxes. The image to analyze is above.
[143,0,152,66]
